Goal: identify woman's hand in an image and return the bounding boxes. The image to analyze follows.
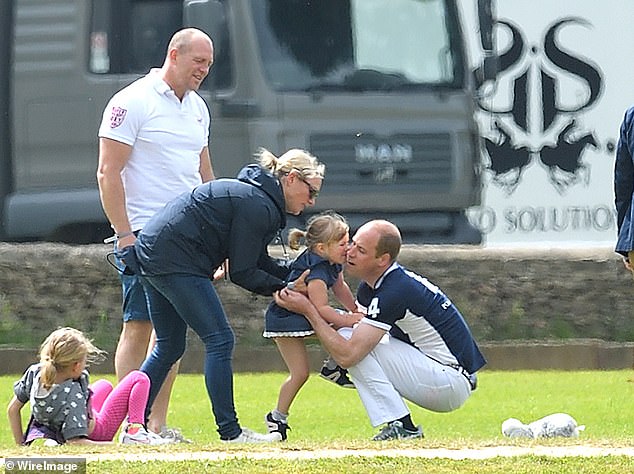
[212,260,229,281]
[285,269,310,294]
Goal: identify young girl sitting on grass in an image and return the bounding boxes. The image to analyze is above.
[7,326,170,446]
[263,211,363,440]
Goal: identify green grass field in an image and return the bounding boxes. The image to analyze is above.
[1,370,633,473]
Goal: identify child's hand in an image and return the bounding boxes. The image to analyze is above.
[347,311,364,325]
[333,310,364,328]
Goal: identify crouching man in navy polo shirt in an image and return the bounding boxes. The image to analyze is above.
[275,219,486,441]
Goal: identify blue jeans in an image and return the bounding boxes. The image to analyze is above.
[139,274,240,440]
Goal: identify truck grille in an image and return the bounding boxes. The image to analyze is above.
[309,133,453,189]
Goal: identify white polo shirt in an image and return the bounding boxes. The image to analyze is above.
[98,69,210,230]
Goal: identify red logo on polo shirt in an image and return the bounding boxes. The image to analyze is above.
[110,107,127,128]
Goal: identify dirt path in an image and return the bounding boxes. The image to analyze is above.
[80,445,634,462]
[2,445,633,467]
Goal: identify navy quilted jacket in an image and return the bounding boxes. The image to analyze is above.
[135,164,290,295]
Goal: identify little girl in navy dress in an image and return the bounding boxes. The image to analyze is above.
[263,211,363,440]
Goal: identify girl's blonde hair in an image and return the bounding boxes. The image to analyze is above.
[39,327,106,390]
[256,147,325,180]
[288,211,349,251]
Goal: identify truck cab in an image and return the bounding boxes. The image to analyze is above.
[1,0,486,243]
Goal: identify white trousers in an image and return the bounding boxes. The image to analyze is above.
[339,327,472,427]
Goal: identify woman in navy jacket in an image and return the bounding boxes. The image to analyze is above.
[126,148,324,443]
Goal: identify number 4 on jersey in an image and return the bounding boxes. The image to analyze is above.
[367,297,381,319]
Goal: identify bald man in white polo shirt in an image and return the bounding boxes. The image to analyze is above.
[97,28,216,442]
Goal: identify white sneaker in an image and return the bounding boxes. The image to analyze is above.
[222,427,282,443]
[119,425,172,445]
[158,426,192,443]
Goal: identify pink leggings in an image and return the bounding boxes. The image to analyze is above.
[87,370,150,441]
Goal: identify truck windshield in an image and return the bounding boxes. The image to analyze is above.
[250,0,461,92]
